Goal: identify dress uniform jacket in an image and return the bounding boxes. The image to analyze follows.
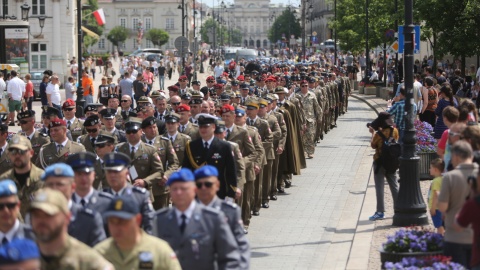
[35,140,86,169]
[68,203,106,247]
[152,202,241,270]
[40,236,112,270]
[103,185,154,234]
[245,126,265,181]
[207,197,250,270]
[261,114,281,152]
[272,109,287,150]
[76,134,98,153]
[226,125,256,174]
[115,142,164,194]
[72,190,113,215]
[0,165,44,218]
[0,147,11,175]
[0,221,35,245]
[66,117,85,141]
[179,122,199,141]
[142,136,179,196]
[102,127,126,143]
[21,130,50,164]
[250,118,274,160]
[164,132,191,165]
[94,230,182,270]
[228,141,245,190]
[93,158,108,190]
[183,137,237,199]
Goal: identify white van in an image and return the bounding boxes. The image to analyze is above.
[235,49,258,62]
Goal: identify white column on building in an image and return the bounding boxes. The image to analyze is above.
[50,0,64,75]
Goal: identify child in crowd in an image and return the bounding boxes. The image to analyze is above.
[429,158,445,234]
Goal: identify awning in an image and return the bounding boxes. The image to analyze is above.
[0,64,19,71]
[81,26,99,39]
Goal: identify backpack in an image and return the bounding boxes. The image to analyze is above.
[375,128,401,174]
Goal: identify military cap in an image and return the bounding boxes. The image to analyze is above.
[165,113,180,123]
[245,99,259,110]
[265,76,276,83]
[121,110,137,120]
[62,99,76,109]
[168,85,179,92]
[176,104,191,113]
[195,113,217,126]
[8,135,32,151]
[99,108,117,119]
[43,106,61,118]
[206,76,215,82]
[150,90,162,99]
[307,77,316,83]
[221,104,235,114]
[41,163,74,181]
[178,75,188,81]
[17,109,35,120]
[240,83,250,90]
[108,94,118,100]
[231,80,239,86]
[0,179,17,197]
[214,120,226,134]
[84,115,100,127]
[137,96,150,103]
[194,165,219,180]
[66,152,97,173]
[135,106,146,113]
[141,116,157,129]
[166,168,194,186]
[252,70,259,75]
[214,83,224,90]
[264,96,273,103]
[84,104,98,113]
[237,75,245,81]
[103,152,131,171]
[48,117,66,128]
[181,94,192,101]
[0,239,40,265]
[95,134,116,145]
[258,98,268,108]
[234,91,241,98]
[274,86,287,94]
[235,106,246,117]
[189,99,203,105]
[219,93,231,101]
[103,195,140,220]
[192,80,201,86]
[191,91,203,99]
[270,94,279,101]
[125,119,142,131]
[29,188,69,215]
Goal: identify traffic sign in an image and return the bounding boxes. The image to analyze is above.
[398,25,420,54]
[390,40,399,52]
[312,31,317,37]
[174,36,189,51]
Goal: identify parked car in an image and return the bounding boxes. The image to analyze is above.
[30,72,43,100]
[145,53,164,63]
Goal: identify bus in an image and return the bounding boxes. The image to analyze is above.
[235,49,258,62]
[224,47,243,67]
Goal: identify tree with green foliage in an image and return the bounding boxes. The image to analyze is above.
[82,0,103,48]
[200,18,229,46]
[145,28,170,47]
[268,8,301,44]
[107,26,129,50]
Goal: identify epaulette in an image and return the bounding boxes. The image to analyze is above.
[192,123,199,127]
[160,136,169,141]
[247,125,257,131]
[221,200,238,209]
[144,143,155,149]
[156,208,169,216]
[40,132,48,137]
[183,134,192,140]
[258,118,268,124]
[98,191,114,199]
[132,186,147,193]
[202,206,221,216]
[80,208,94,216]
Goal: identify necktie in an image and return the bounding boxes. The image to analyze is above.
[226,129,231,139]
[57,144,63,154]
[67,121,71,129]
[181,125,185,132]
[80,199,86,207]
[2,237,8,245]
[149,140,153,145]
[27,137,31,141]
[179,214,187,234]
[170,137,174,143]
[91,137,96,146]
[130,146,135,160]
[0,148,3,157]
[159,114,163,121]
[204,142,209,150]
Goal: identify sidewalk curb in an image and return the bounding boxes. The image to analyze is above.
[351,94,379,115]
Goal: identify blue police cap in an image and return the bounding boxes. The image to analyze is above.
[0,180,17,197]
[103,195,139,220]
[103,152,131,171]
[41,163,74,181]
[194,165,219,180]
[0,239,40,266]
[66,152,97,173]
[235,107,246,117]
[166,168,194,186]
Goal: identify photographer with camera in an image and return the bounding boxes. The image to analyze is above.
[367,112,400,221]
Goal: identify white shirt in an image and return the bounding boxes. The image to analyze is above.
[214,65,224,79]
[0,219,20,243]
[0,78,6,92]
[128,141,142,153]
[174,200,196,226]
[46,83,61,105]
[56,138,69,149]
[6,77,25,101]
[168,132,178,142]
[202,136,215,149]
[74,188,94,205]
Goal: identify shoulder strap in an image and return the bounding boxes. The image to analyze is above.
[376,128,393,142]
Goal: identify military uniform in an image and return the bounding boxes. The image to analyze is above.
[95,230,182,270]
[179,121,199,141]
[259,113,281,205]
[40,236,112,270]
[94,157,108,189]
[39,126,74,141]
[0,144,11,175]
[20,130,50,164]
[164,132,191,165]
[153,202,241,270]
[68,203,106,247]
[72,189,113,215]
[35,140,86,169]
[228,141,245,193]
[0,164,44,218]
[270,108,287,198]
[66,117,85,141]
[295,90,322,156]
[77,133,99,153]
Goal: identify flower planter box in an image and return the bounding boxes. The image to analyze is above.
[359,86,365,94]
[380,249,443,268]
[364,86,376,95]
[418,152,438,180]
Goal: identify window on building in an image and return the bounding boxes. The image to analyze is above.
[1,0,8,16]
[32,0,45,15]
[166,18,174,29]
[31,43,47,70]
[120,18,126,28]
[133,18,139,30]
[98,38,105,49]
[256,26,260,34]
[145,17,152,30]
[250,25,253,33]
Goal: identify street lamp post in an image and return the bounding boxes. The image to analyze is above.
[76,0,85,116]
[334,0,337,65]
[364,0,370,82]
[392,0,428,227]
[309,4,313,49]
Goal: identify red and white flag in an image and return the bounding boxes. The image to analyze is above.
[92,8,106,26]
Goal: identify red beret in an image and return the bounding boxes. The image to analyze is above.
[265,76,277,82]
[221,104,235,114]
[237,75,245,81]
[49,117,66,128]
[222,72,229,77]
[168,85,179,91]
[301,80,308,84]
[176,104,191,112]
[214,84,224,89]
[206,76,215,82]
[62,99,75,109]
[178,75,188,81]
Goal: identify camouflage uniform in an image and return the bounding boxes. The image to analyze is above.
[295,91,322,156]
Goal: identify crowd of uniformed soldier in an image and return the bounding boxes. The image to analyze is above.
[0,62,352,269]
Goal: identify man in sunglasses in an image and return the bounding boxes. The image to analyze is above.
[0,179,36,244]
[164,113,191,165]
[92,134,116,189]
[99,108,127,143]
[16,110,50,164]
[0,135,44,218]
[194,165,250,269]
[120,95,134,114]
[35,118,86,169]
[62,99,85,142]
[76,115,102,153]
[178,75,191,96]
[200,76,216,100]
[176,104,199,141]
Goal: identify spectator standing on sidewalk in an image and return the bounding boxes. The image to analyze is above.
[23,73,34,111]
[158,62,166,90]
[6,70,25,126]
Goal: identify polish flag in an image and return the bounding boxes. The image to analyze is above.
[93,8,106,26]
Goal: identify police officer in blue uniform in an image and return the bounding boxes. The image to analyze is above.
[102,152,154,234]
[41,163,106,247]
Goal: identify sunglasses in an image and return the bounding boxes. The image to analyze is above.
[9,149,28,155]
[126,130,139,134]
[95,143,108,148]
[19,120,30,125]
[215,110,222,113]
[86,128,98,133]
[196,182,214,188]
[301,85,308,87]
[171,102,181,106]
[121,100,129,103]
[179,79,187,82]
[0,202,17,210]
[207,81,215,83]
[63,108,74,111]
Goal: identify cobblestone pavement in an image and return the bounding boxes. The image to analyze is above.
[248,98,378,270]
